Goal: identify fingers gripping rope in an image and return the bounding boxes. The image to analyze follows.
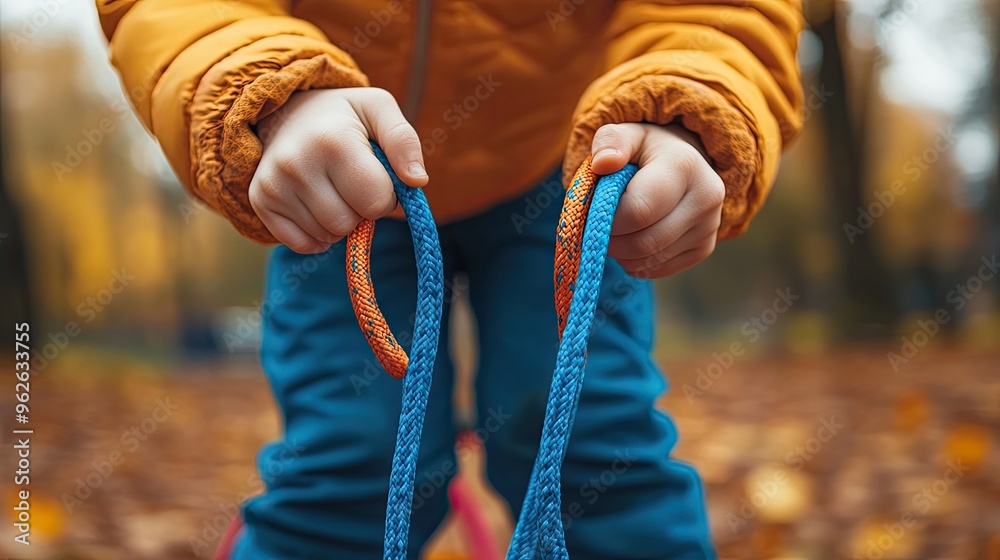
[346,144,636,559]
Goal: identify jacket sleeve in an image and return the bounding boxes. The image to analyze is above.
[97,0,369,243]
[565,0,805,239]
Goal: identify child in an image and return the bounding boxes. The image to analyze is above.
[98,0,803,557]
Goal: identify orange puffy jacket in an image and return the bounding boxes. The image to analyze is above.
[97,0,803,244]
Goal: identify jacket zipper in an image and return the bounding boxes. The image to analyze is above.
[403,0,433,121]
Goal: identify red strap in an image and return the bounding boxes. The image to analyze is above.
[213,514,244,560]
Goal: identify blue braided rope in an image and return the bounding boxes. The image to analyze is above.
[506,164,639,560]
[369,142,638,559]
[369,144,445,560]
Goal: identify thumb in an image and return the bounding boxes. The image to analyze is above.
[361,98,429,188]
[590,123,645,175]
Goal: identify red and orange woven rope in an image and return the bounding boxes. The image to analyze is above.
[554,156,597,339]
[346,219,409,378]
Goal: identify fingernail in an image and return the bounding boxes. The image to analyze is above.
[594,148,619,161]
[408,162,427,178]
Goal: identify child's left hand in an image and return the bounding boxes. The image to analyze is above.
[590,123,725,279]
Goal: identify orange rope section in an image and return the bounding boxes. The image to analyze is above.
[554,156,597,339]
[346,219,409,378]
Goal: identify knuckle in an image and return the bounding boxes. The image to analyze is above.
[703,174,726,206]
[310,242,333,254]
[691,175,725,211]
[357,195,391,220]
[248,183,265,211]
[595,123,625,147]
[364,89,401,118]
[369,87,395,103]
[378,190,399,214]
[270,151,309,182]
[285,236,320,255]
[316,128,351,153]
[673,143,704,177]
[696,239,717,260]
[329,225,353,238]
[624,263,650,279]
[705,208,723,232]
[384,121,418,149]
[255,174,286,202]
[326,216,360,237]
[354,176,396,219]
[642,250,669,269]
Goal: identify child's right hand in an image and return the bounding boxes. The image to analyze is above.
[249,88,428,254]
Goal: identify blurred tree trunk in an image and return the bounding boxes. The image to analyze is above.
[0,102,33,329]
[812,2,898,336]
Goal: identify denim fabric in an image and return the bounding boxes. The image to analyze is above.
[233,171,715,559]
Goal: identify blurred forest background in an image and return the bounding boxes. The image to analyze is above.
[1,0,999,559]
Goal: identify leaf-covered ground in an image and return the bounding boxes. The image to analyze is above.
[2,347,998,559]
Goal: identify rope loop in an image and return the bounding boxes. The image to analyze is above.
[346,143,445,559]
[345,145,636,559]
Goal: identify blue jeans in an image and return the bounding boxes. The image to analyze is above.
[233,172,715,559]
